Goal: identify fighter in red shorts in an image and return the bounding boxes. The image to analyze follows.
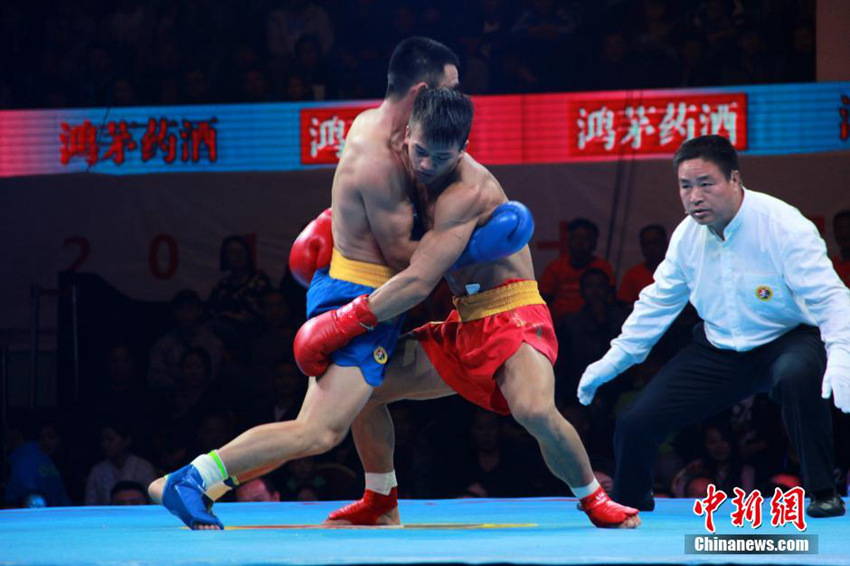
[295,89,641,529]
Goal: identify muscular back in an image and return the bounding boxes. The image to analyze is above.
[331,109,417,271]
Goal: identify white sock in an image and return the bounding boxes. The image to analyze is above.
[191,450,228,490]
[365,471,397,496]
[572,478,601,499]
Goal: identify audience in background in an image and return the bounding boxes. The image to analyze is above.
[539,218,615,324]
[671,421,755,498]
[148,290,223,391]
[4,414,72,508]
[555,268,626,402]
[0,0,816,110]
[617,224,668,305]
[110,480,150,505]
[207,235,272,357]
[235,477,281,503]
[832,210,850,287]
[85,420,157,506]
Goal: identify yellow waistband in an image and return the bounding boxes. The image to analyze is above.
[329,249,396,288]
[454,280,545,322]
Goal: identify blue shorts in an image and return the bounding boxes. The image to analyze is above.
[306,268,404,386]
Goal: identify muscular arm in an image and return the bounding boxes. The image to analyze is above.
[367,184,485,321]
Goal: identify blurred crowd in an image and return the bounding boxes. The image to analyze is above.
[0,0,816,110]
[4,208,848,509]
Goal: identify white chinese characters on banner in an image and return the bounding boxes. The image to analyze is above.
[309,115,347,159]
[577,107,617,150]
[621,106,656,149]
[576,100,740,153]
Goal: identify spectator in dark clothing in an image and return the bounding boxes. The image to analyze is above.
[148,289,224,391]
[451,409,526,498]
[207,235,272,356]
[4,414,72,508]
[556,268,627,402]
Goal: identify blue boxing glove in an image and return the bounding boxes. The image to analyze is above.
[453,201,534,269]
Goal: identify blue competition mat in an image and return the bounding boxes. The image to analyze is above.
[0,498,846,565]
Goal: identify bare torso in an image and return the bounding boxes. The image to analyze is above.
[419,154,536,296]
[331,107,418,271]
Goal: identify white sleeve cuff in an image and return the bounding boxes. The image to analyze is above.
[601,346,634,375]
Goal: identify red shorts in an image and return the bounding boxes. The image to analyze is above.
[411,280,558,415]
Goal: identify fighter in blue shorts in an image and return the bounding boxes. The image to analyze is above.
[306,251,404,387]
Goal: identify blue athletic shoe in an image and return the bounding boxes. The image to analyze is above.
[162,464,224,529]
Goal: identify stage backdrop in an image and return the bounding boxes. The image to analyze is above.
[2,82,850,339]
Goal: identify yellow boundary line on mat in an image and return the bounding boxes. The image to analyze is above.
[220,522,537,530]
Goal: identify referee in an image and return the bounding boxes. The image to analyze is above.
[578,135,849,518]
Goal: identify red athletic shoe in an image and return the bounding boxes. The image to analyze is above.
[326,488,399,525]
[579,486,640,528]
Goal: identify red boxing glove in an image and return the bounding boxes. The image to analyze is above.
[289,208,333,287]
[579,486,639,528]
[294,295,378,377]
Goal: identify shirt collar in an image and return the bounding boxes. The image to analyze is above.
[709,186,748,242]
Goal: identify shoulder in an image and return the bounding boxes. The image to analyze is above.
[436,180,490,224]
[747,189,817,239]
[345,143,405,192]
[668,215,699,249]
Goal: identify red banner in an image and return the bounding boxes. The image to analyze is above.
[300,106,372,165]
[565,92,747,158]
[299,92,747,166]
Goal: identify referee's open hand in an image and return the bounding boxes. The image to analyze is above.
[577,358,620,406]
[822,365,850,414]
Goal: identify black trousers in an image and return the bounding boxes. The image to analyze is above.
[612,323,834,506]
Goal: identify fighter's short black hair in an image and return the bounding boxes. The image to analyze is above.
[673,135,739,180]
[567,217,599,238]
[409,88,474,149]
[386,37,459,99]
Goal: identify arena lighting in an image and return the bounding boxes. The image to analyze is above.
[0,82,848,177]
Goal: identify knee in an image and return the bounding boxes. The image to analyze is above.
[304,424,348,456]
[512,401,557,436]
[771,354,821,394]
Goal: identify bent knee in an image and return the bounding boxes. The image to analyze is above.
[303,425,348,455]
[512,402,558,435]
[771,353,822,390]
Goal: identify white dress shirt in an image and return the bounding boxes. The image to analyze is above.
[602,188,850,375]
